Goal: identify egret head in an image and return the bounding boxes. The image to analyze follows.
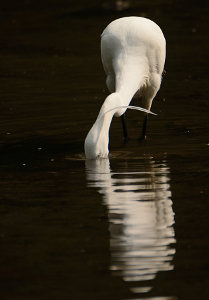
[84,114,110,159]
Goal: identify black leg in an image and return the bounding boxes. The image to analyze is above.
[139,113,148,141]
[121,114,128,141]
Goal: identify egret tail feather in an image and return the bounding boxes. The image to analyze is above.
[102,105,157,118]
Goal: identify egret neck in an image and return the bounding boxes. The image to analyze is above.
[84,92,122,159]
[85,68,147,159]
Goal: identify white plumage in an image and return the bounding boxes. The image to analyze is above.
[85,17,166,159]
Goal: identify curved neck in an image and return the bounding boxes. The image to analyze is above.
[85,93,120,159]
[98,92,121,118]
[95,105,114,144]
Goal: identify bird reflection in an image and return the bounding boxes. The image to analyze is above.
[86,158,175,297]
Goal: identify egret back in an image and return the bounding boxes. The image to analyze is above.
[101,16,166,94]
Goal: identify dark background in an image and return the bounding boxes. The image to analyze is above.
[0,1,209,299]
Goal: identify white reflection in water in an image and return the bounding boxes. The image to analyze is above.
[86,158,175,297]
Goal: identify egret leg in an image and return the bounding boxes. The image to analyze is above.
[139,113,148,141]
[121,114,128,141]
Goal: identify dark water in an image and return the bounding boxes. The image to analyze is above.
[0,1,209,299]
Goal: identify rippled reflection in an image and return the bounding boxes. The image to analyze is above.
[86,158,176,298]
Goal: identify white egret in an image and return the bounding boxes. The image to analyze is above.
[84,17,166,159]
